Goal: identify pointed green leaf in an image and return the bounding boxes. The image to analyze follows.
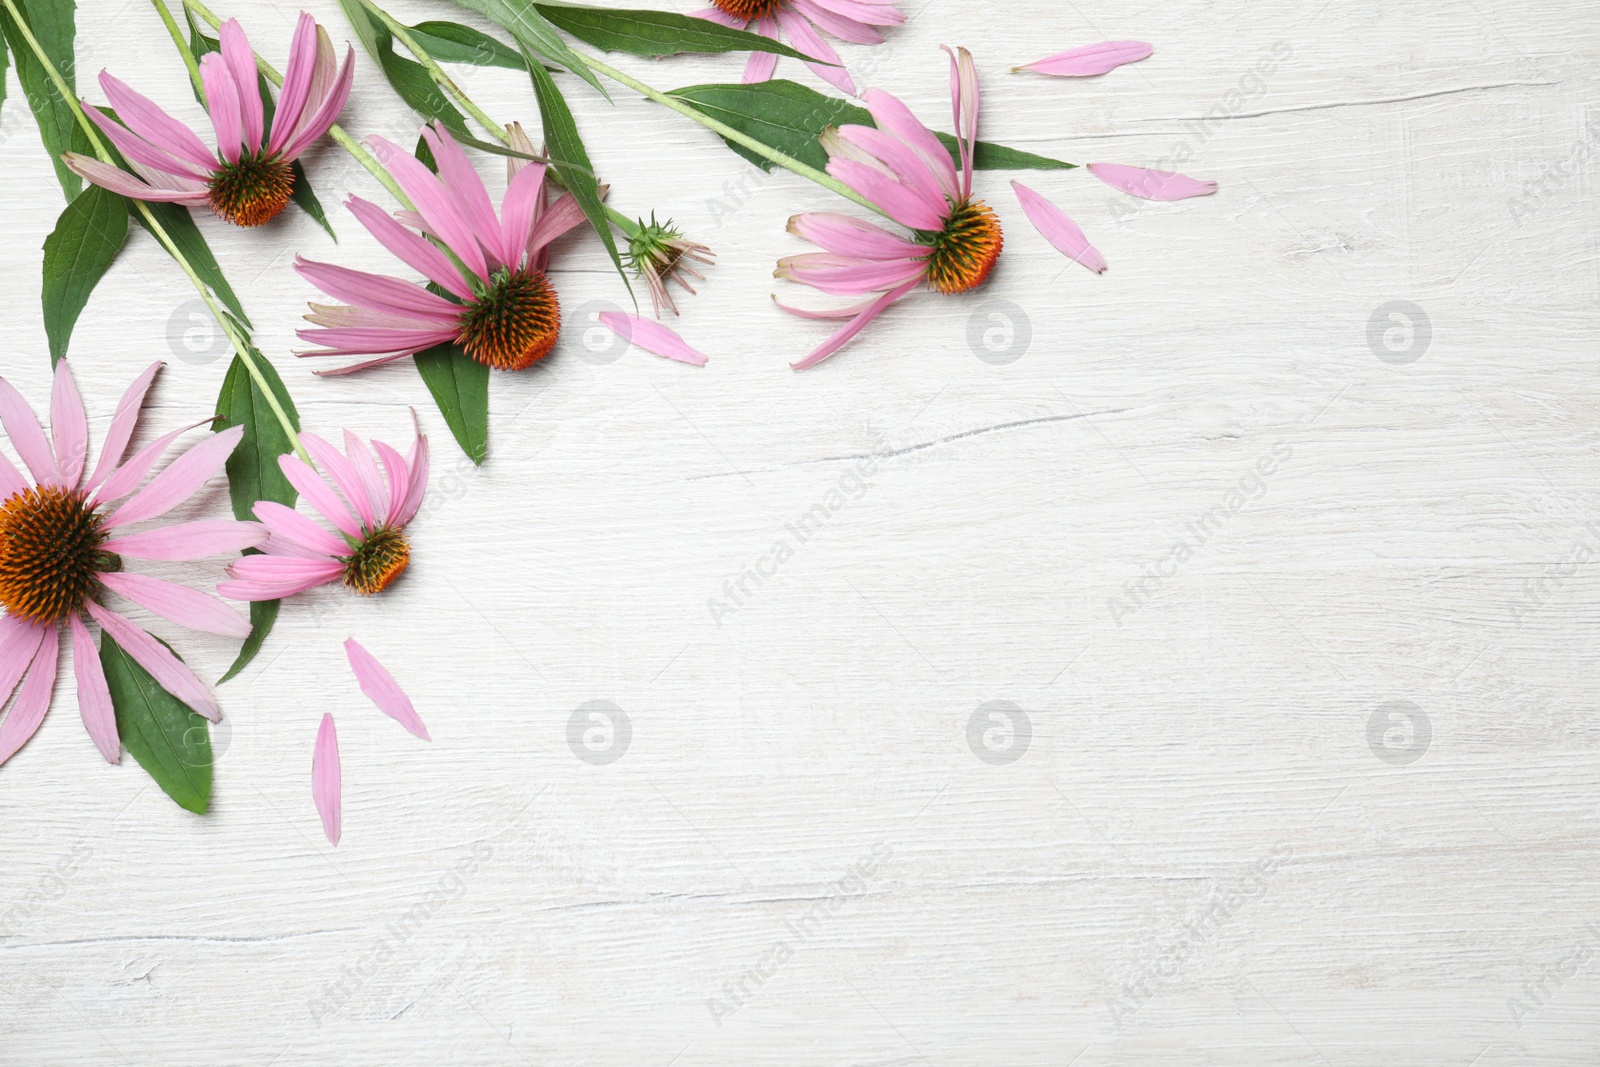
[414,340,488,464]
[667,80,1077,174]
[448,0,606,96]
[101,633,213,814]
[533,4,826,62]
[522,49,629,294]
[218,596,278,685]
[289,159,335,238]
[409,19,526,68]
[0,0,93,200]
[41,183,127,365]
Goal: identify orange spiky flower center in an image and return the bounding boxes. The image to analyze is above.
[921,196,1004,295]
[342,525,410,596]
[710,0,783,18]
[0,486,117,626]
[207,154,295,227]
[456,267,561,371]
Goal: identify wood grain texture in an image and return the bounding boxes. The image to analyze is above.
[1,0,1597,1063]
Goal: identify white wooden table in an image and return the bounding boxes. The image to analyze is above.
[2,0,1596,1062]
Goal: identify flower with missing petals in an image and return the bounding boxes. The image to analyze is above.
[0,360,259,767]
[295,122,587,374]
[65,13,353,227]
[627,215,714,318]
[697,0,904,95]
[219,425,428,602]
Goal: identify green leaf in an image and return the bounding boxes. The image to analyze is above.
[289,159,335,238]
[409,19,526,68]
[0,0,93,200]
[414,340,488,464]
[667,80,1078,174]
[447,0,606,96]
[339,0,469,134]
[41,183,127,365]
[132,201,251,327]
[534,4,823,62]
[522,49,629,294]
[101,633,213,814]
[214,350,300,678]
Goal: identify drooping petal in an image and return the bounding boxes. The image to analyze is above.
[103,426,243,529]
[597,313,709,367]
[312,713,341,845]
[500,159,549,266]
[98,571,253,638]
[219,19,265,154]
[344,197,475,302]
[85,362,162,492]
[1089,162,1218,201]
[300,432,375,530]
[277,42,355,162]
[344,432,389,523]
[803,0,903,30]
[278,454,362,539]
[742,19,781,82]
[92,420,212,508]
[103,519,265,560]
[87,603,219,721]
[97,73,216,171]
[69,615,117,764]
[943,45,979,196]
[392,430,429,529]
[82,106,212,182]
[788,212,926,260]
[826,157,947,231]
[0,628,58,768]
[268,13,320,156]
[791,276,920,370]
[834,124,947,213]
[219,556,344,601]
[776,251,927,295]
[296,326,461,357]
[0,617,49,719]
[789,0,888,43]
[199,52,244,164]
[421,123,505,269]
[49,359,89,488]
[524,191,588,261]
[1015,41,1153,77]
[372,440,413,528]
[294,257,463,323]
[0,375,60,486]
[364,137,487,280]
[861,88,959,201]
[776,9,856,95]
[1010,180,1106,273]
[344,639,429,740]
[251,500,347,557]
[61,154,207,205]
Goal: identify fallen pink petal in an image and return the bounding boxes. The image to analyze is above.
[1089,162,1218,201]
[1014,41,1152,77]
[597,312,710,367]
[312,713,341,845]
[1010,180,1107,274]
[345,638,429,740]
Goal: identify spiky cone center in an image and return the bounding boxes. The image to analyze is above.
[710,0,783,18]
[342,525,410,596]
[456,268,562,371]
[0,485,117,626]
[922,197,1004,295]
[207,154,295,227]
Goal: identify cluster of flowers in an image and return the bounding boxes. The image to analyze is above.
[2,4,1215,841]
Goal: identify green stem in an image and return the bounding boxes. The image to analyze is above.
[0,0,306,461]
[149,0,203,96]
[572,50,885,218]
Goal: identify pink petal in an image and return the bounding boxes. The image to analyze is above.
[524,191,587,261]
[69,615,118,764]
[312,713,341,845]
[364,137,487,280]
[344,639,428,740]
[296,326,458,359]
[87,603,219,721]
[92,420,211,508]
[344,432,389,523]
[251,500,347,557]
[372,441,413,527]
[826,157,947,231]
[789,0,888,43]
[103,519,265,560]
[1010,180,1106,274]
[1016,41,1152,77]
[861,88,958,201]
[597,313,709,367]
[789,212,925,260]
[791,276,920,370]
[393,430,429,529]
[278,454,361,539]
[219,556,344,601]
[943,45,979,197]
[278,43,354,161]
[0,617,49,719]
[99,572,252,638]
[742,19,780,82]
[776,9,856,95]
[776,252,927,295]
[421,123,505,269]
[0,375,60,486]
[49,359,88,488]
[499,161,548,267]
[0,450,26,501]
[0,627,58,768]
[300,432,375,530]
[1089,162,1217,201]
[294,257,463,323]
[199,52,244,164]
[219,19,265,154]
[104,425,243,529]
[85,362,162,493]
[268,13,319,156]
[61,154,207,204]
[345,197,474,301]
[98,73,216,170]
[82,106,211,182]
[772,292,883,320]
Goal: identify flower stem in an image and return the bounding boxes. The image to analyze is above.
[569,50,886,219]
[149,0,205,97]
[2,0,307,463]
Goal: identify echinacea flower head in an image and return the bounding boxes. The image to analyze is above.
[295,122,588,374]
[0,361,260,766]
[64,13,354,227]
[219,424,428,602]
[698,0,904,95]
[626,215,714,318]
[776,46,1002,369]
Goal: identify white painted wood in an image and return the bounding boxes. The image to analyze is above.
[1,0,1597,1062]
